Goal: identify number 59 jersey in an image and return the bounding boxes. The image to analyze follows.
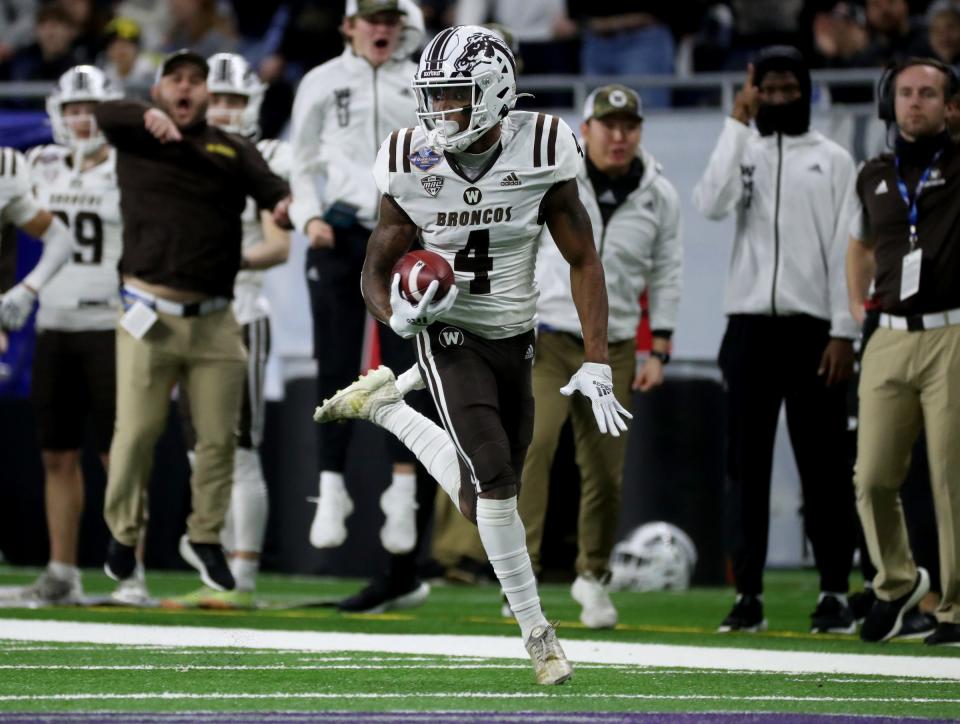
[374,111,582,339]
[27,145,123,331]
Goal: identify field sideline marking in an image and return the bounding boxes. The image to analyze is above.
[0,692,959,704]
[1,619,960,680]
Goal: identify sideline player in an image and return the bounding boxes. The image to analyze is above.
[315,25,631,685]
[173,52,291,608]
[13,66,127,605]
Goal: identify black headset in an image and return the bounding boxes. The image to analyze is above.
[877,57,960,123]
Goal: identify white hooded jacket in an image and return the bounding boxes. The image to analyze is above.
[536,147,683,343]
[693,117,859,339]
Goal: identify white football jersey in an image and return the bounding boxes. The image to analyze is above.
[0,147,41,229]
[233,138,292,325]
[374,111,582,339]
[28,145,122,331]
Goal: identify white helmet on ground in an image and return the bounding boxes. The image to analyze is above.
[206,52,266,138]
[46,65,120,155]
[609,522,698,592]
[412,24,519,152]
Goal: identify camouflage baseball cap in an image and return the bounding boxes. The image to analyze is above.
[583,84,643,121]
[345,0,406,17]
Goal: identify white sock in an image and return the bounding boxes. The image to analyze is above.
[230,557,260,593]
[48,561,79,581]
[388,470,416,498]
[229,448,269,554]
[374,402,460,505]
[320,470,349,501]
[475,496,547,640]
[395,365,425,395]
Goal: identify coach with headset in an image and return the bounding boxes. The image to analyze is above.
[848,57,960,646]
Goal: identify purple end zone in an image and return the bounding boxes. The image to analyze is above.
[0,714,953,724]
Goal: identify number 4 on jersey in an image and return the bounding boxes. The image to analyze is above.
[454,229,493,294]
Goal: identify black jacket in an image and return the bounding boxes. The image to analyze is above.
[96,100,289,298]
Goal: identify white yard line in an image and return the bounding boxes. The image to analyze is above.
[0,692,957,704]
[0,619,958,680]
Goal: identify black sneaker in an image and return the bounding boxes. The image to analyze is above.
[718,594,767,632]
[810,594,856,634]
[860,567,929,642]
[104,537,136,582]
[924,622,960,646]
[897,608,937,639]
[848,588,877,623]
[178,535,235,591]
[337,578,429,614]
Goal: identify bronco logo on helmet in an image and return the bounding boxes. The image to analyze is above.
[453,32,514,76]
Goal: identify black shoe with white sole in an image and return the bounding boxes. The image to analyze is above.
[178,535,235,591]
[337,579,429,614]
[924,622,960,646]
[897,608,937,639]
[718,594,767,632]
[104,537,136,582]
[810,594,856,634]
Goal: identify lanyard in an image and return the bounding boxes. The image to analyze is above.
[894,150,943,249]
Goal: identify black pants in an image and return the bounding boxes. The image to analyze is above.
[305,223,417,471]
[719,314,856,595]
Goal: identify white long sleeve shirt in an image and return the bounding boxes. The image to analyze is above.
[692,117,859,339]
[536,148,684,343]
[289,47,418,233]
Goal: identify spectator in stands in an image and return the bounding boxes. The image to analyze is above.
[859,0,931,66]
[94,49,290,596]
[693,47,860,634]
[0,0,39,65]
[567,1,692,108]
[847,58,960,646]
[221,1,289,68]
[99,17,156,94]
[163,0,236,58]
[113,0,171,53]
[809,2,870,68]
[57,0,110,64]
[290,0,433,615]
[927,0,960,65]
[454,0,578,75]
[1,4,80,82]
[520,84,683,629]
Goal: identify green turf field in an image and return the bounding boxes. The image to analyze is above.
[0,566,958,719]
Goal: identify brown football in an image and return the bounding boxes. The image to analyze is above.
[392,250,455,303]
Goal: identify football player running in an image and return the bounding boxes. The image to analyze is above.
[314,25,631,685]
[0,67,120,605]
[172,52,291,609]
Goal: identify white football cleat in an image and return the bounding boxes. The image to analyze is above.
[525,624,573,685]
[309,486,354,549]
[571,572,618,629]
[379,484,417,555]
[111,564,150,605]
[313,366,400,424]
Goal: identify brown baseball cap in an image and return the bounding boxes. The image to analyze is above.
[583,84,644,121]
[346,0,406,17]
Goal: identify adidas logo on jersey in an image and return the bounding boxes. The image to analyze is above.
[524,344,534,360]
[500,172,521,187]
[421,175,444,197]
[808,163,823,174]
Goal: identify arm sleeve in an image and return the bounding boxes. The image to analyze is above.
[238,137,290,211]
[692,116,752,220]
[94,100,157,151]
[828,151,862,339]
[288,68,329,233]
[646,180,684,333]
[23,215,75,291]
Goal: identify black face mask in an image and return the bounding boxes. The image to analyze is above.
[755,98,810,136]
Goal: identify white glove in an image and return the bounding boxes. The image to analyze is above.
[0,284,37,331]
[388,272,458,339]
[560,361,632,437]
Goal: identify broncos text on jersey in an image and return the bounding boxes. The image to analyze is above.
[27,144,122,332]
[374,111,582,339]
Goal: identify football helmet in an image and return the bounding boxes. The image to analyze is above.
[206,52,265,138]
[609,522,698,592]
[412,25,519,152]
[46,65,119,155]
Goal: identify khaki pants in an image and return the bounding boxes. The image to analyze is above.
[855,324,960,623]
[519,332,634,577]
[104,307,246,546]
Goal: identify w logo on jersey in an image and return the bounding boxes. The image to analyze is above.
[463,187,482,205]
[439,326,464,348]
